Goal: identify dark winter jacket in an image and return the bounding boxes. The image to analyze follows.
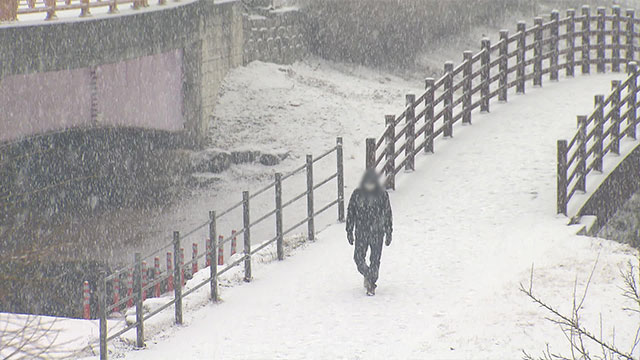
[346,170,393,238]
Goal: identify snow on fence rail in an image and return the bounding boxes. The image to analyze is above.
[364,5,639,206]
[1,0,162,21]
[92,138,345,359]
[557,63,639,215]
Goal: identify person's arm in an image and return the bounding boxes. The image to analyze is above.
[346,190,358,234]
[383,192,392,234]
[383,192,393,243]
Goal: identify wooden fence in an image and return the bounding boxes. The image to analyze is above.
[1,0,165,21]
[94,138,345,359]
[364,5,639,205]
[557,63,639,215]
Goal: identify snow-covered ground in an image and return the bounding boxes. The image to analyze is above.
[101,68,637,358]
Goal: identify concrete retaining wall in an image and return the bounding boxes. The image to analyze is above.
[577,143,640,234]
[0,0,247,145]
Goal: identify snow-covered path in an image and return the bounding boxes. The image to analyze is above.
[123,74,639,359]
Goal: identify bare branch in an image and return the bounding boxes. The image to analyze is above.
[519,259,636,360]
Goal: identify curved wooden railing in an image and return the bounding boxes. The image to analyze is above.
[557,64,638,215]
[364,5,639,204]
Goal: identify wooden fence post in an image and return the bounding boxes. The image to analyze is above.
[582,6,591,74]
[208,211,218,301]
[557,140,568,215]
[385,115,396,190]
[172,232,182,325]
[626,10,635,67]
[596,7,606,73]
[405,94,416,170]
[480,40,490,112]
[243,191,252,282]
[462,52,473,122]
[134,252,144,347]
[550,10,559,81]
[275,173,284,260]
[627,61,637,139]
[336,137,345,221]
[443,62,454,135]
[610,80,621,155]
[306,155,315,239]
[44,0,57,20]
[577,115,587,192]
[425,78,436,151]
[594,95,604,172]
[365,138,376,170]
[98,274,107,360]
[517,21,526,94]
[79,0,90,17]
[612,6,621,72]
[0,0,18,21]
[534,17,543,86]
[499,31,508,101]
[566,9,576,77]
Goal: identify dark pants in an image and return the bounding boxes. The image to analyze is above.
[353,234,384,285]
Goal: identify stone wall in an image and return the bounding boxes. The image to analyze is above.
[198,1,245,140]
[243,8,307,65]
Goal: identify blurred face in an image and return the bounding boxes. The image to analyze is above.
[363,181,376,192]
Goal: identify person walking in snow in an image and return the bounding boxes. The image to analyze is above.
[346,169,393,296]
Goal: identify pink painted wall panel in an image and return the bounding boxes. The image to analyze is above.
[0,50,184,143]
[0,69,92,143]
[96,50,184,132]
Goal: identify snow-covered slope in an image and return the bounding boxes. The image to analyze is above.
[116,68,639,359]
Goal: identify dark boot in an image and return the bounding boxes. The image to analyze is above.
[365,278,375,296]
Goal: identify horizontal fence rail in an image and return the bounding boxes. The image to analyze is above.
[364,5,639,205]
[557,62,639,215]
[93,137,345,359]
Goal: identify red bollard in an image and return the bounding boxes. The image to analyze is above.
[231,230,237,256]
[206,238,212,267]
[180,248,185,285]
[217,235,224,265]
[112,278,120,313]
[83,281,90,319]
[154,257,161,298]
[192,243,198,275]
[142,261,148,301]
[126,270,133,308]
[166,252,174,292]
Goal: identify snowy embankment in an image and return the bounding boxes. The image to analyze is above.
[119,60,424,263]
[109,66,637,359]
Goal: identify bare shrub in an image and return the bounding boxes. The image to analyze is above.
[521,254,640,360]
[304,0,530,70]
